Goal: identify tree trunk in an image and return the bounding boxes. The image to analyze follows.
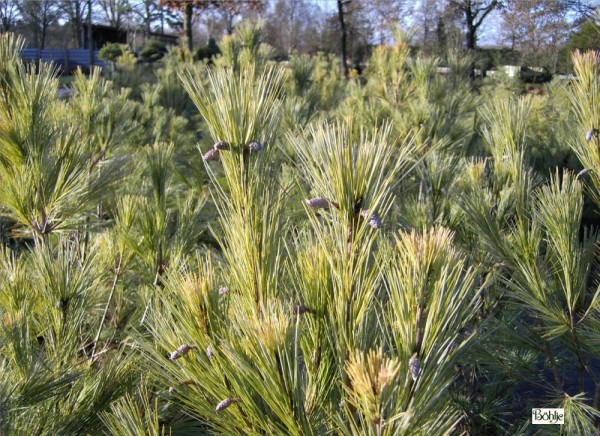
[88,0,93,68]
[466,25,476,50]
[145,1,151,35]
[40,2,50,50]
[436,16,446,56]
[226,13,234,35]
[337,0,348,78]
[74,2,83,48]
[465,5,476,81]
[184,2,193,52]
[160,7,164,34]
[41,26,46,50]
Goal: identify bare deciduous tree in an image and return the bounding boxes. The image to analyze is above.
[161,0,261,52]
[501,0,588,71]
[0,0,19,32]
[98,0,132,29]
[365,0,407,44]
[263,0,324,55]
[337,0,349,77]
[16,0,62,49]
[131,0,163,35]
[448,0,501,50]
[411,0,443,48]
[60,0,86,47]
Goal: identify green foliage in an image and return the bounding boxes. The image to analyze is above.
[194,37,221,62]
[139,40,166,62]
[99,43,127,63]
[377,228,479,434]
[181,62,285,312]
[213,19,274,72]
[0,48,122,241]
[569,22,600,52]
[101,383,167,436]
[568,50,600,204]
[3,27,600,435]
[107,50,152,94]
[0,242,141,434]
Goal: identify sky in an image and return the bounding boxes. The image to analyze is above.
[478,9,503,47]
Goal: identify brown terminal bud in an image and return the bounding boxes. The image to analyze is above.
[215,397,240,412]
[169,344,198,361]
[409,353,420,381]
[293,305,313,315]
[247,141,263,152]
[490,204,498,217]
[214,140,229,150]
[306,197,330,209]
[586,128,597,142]
[360,209,382,229]
[203,148,220,162]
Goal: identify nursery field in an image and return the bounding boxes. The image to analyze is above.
[3,22,600,435]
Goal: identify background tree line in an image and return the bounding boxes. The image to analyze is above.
[1,0,600,73]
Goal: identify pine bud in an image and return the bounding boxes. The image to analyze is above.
[206,345,214,359]
[215,397,240,412]
[203,148,220,162]
[306,197,330,209]
[247,141,263,152]
[214,140,229,150]
[169,344,197,361]
[369,213,381,229]
[586,128,597,142]
[409,353,420,381]
[219,286,229,295]
[293,305,313,315]
[360,209,382,229]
